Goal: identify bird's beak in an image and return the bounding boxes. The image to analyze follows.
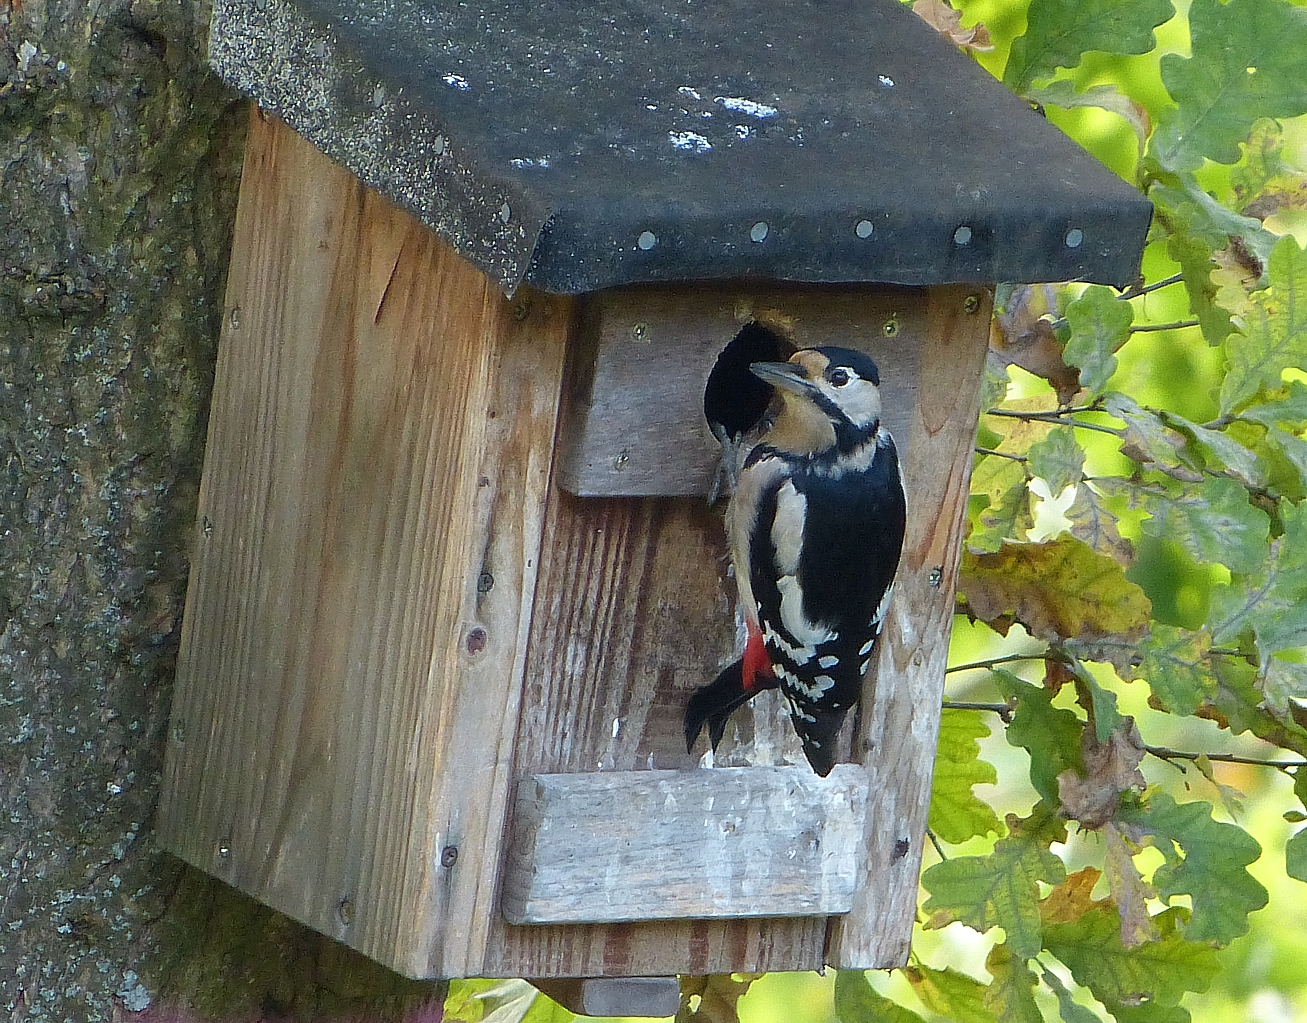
[749,360,819,398]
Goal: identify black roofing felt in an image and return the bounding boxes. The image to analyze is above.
[209,0,1153,295]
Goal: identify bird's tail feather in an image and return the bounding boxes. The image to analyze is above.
[684,659,777,755]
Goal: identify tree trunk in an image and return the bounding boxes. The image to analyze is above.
[0,2,443,1018]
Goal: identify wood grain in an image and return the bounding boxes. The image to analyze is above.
[829,285,993,969]
[157,109,573,980]
[503,766,868,925]
[557,288,925,497]
[486,488,829,977]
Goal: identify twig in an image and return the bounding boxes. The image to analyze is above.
[975,447,1028,461]
[985,408,1121,437]
[926,828,948,861]
[1129,319,1201,333]
[1119,272,1184,301]
[945,652,1057,674]
[943,700,1013,723]
[1144,745,1307,771]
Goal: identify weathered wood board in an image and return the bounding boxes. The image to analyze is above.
[557,288,925,496]
[157,109,574,980]
[830,285,993,969]
[503,766,869,925]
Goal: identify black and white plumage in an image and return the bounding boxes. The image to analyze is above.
[685,345,907,776]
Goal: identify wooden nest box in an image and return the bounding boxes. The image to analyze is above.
[159,0,1150,1006]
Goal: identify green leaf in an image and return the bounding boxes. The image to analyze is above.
[1286,828,1307,884]
[972,478,1036,554]
[1064,286,1134,395]
[1137,477,1270,574]
[922,821,1067,958]
[1117,792,1268,944]
[1043,905,1218,1008]
[960,536,1152,645]
[1028,427,1087,497]
[1039,967,1105,1023]
[905,966,997,1023]
[1238,381,1307,429]
[1103,394,1193,475]
[930,709,1003,845]
[1209,499,1307,653]
[1158,411,1267,488]
[1153,180,1280,288]
[1165,224,1234,346]
[983,944,1042,1023]
[1065,483,1133,563]
[1136,624,1217,716]
[995,671,1084,803]
[1221,236,1307,414]
[1150,0,1307,174]
[1004,0,1173,93]
[1029,80,1150,151]
[834,971,928,1023]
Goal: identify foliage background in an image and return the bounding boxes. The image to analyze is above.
[449,0,1307,1019]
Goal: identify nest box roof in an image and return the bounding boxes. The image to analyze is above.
[210,0,1152,295]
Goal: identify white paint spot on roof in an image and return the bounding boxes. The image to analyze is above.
[678,86,703,100]
[443,73,470,90]
[715,96,778,119]
[668,130,712,152]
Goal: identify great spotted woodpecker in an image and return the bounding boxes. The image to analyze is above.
[685,345,907,776]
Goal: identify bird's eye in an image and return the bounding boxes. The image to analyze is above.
[829,368,851,387]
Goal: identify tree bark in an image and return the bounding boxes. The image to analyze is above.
[0,2,443,1018]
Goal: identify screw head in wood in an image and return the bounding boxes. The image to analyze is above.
[963,294,982,314]
[928,565,943,587]
[614,450,630,471]
[882,317,899,338]
[477,572,495,593]
[441,846,459,869]
[465,627,487,655]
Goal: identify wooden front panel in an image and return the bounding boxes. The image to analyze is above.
[158,109,573,980]
[556,287,925,496]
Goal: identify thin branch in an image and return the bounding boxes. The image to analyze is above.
[975,447,1028,461]
[1129,319,1201,333]
[945,652,1059,674]
[943,700,1013,723]
[1119,272,1185,301]
[985,408,1121,437]
[926,828,948,861]
[1144,745,1307,771]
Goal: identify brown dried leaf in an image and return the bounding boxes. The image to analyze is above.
[990,286,1081,404]
[1057,719,1147,829]
[1103,823,1159,947]
[959,536,1152,645]
[1040,866,1103,924]
[913,0,996,51]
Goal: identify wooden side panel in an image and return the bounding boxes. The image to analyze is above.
[158,109,572,979]
[502,766,868,924]
[556,288,925,497]
[830,285,993,969]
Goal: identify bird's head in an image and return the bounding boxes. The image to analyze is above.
[749,347,884,456]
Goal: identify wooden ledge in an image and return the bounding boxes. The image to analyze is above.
[502,765,869,925]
